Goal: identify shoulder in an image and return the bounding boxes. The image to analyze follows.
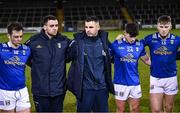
[144,33,156,39]
[73,31,86,40]
[21,44,30,50]
[57,33,71,42]
[25,33,41,45]
[0,43,8,49]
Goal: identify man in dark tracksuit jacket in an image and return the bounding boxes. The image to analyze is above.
[25,15,70,112]
[67,16,114,112]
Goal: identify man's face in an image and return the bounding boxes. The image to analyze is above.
[8,30,23,47]
[85,21,100,37]
[124,32,136,44]
[44,20,58,37]
[157,22,172,38]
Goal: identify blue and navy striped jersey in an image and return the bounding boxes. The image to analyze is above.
[0,43,31,90]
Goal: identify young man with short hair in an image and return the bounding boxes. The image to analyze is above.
[0,22,31,113]
[142,15,180,113]
[25,15,71,112]
[111,23,151,113]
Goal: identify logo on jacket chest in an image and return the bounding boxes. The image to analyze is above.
[36,45,42,48]
[57,43,61,48]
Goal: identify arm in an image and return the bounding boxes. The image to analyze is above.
[140,54,151,66]
[115,34,124,41]
[176,50,180,60]
[66,40,77,61]
[24,39,32,67]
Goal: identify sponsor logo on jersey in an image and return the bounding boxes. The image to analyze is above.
[154,46,172,55]
[4,56,25,66]
[120,53,137,62]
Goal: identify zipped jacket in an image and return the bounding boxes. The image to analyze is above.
[26,30,70,97]
[67,30,114,99]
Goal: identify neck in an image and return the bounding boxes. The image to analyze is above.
[8,42,19,49]
[159,33,169,39]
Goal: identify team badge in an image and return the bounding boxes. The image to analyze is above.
[57,43,61,48]
[136,47,139,52]
[170,40,174,44]
[102,50,106,56]
[22,50,26,55]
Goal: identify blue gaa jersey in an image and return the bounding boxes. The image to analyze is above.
[142,33,180,78]
[110,39,146,86]
[0,43,31,90]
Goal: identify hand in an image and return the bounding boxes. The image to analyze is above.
[116,34,124,40]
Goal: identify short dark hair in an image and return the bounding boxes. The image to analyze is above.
[43,15,57,25]
[7,22,23,35]
[125,23,139,37]
[85,16,99,23]
[157,15,171,24]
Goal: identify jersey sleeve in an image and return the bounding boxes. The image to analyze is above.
[139,40,146,57]
[141,34,152,47]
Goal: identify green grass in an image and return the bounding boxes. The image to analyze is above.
[0,29,180,112]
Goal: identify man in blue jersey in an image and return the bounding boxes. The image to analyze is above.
[142,15,180,113]
[0,22,31,113]
[110,23,151,113]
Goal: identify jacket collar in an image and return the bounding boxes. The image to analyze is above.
[40,29,61,40]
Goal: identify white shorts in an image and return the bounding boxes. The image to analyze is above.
[114,84,142,100]
[150,76,178,95]
[0,87,31,111]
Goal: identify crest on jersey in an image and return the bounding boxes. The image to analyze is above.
[22,50,26,55]
[120,53,137,62]
[170,40,174,44]
[136,47,139,52]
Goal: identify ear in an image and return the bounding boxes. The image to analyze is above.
[43,25,47,30]
[96,23,100,30]
[170,24,172,30]
[7,34,11,39]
